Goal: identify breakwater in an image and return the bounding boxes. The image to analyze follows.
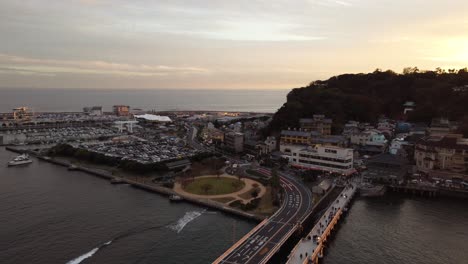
[5,146,264,222]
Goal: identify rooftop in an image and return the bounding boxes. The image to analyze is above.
[134,114,172,122]
[281,130,312,137]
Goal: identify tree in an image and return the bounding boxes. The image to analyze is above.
[269,168,280,189]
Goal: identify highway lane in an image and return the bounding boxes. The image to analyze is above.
[214,168,313,264]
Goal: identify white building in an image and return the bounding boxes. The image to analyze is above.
[83,106,103,116]
[389,139,408,155]
[350,130,387,147]
[281,144,355,175]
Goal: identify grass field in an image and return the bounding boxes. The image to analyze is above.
[183,177,245,195]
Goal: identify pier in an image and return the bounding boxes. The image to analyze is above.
[286,183,357,264]
[389,184,439,197]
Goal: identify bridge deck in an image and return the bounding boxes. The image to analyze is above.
[287,182,357,264]
[213,168,313,264]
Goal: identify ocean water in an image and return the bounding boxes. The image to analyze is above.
[1,150,468,264]
[0,147,255,264]
[0,88,289,113]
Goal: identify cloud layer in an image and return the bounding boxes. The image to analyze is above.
[1,0,468,89]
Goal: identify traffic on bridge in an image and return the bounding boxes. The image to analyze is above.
[213,168,313,264]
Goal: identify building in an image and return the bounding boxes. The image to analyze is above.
[342,121,360,137]
[415,134,468,176]
[264,136,277,152]
[280,129,312,145]
[299,115,332,135]
[281,144,354,175]
[364,153,408,183]
[12,107,34,121]
[312,179,332,194]
[250,136,277,156]
[350,130,387,147]
[113,105,130,116]
[83,106,103,116]
[389,139,409,155]
[427,118,457,137]
[224,132,244,153]
[377,120,395,137]
[403,101,416,115]
[310,133,348,147]
[134,114,172,123]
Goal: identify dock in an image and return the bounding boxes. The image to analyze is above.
[286,182,357,264]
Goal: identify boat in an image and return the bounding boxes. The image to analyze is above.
[8,154,33,167]
[169,194,183,202]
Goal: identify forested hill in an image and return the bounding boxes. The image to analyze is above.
[267,68,468,134]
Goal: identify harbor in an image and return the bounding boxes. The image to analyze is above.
[5,146,264,222]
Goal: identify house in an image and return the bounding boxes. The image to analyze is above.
[389,138,409,155]
[415,134,468,177]
[350,129,387,147]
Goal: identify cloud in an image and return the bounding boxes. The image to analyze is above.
[0,54,211,77]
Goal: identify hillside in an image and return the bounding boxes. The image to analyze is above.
[267,68,468,135]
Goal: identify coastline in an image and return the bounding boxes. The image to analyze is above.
[5,146,265,222]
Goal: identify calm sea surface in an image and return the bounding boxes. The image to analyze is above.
[1,147,467,264]
[0,147,255,264]
[0,88,289,113]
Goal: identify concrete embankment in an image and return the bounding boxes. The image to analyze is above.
[5,146,264,222]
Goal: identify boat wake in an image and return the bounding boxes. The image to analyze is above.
[66,210,206,263]
[169,209,206,233]
[65,222,169,264]
[66,240,112,264]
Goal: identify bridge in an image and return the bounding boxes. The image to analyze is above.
[213,168,313,264]
[287,182,357,264]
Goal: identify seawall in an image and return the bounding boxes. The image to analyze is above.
[5,146,264,222]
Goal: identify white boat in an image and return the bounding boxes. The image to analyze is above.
[8,154,33,167]
[169,194,183,202]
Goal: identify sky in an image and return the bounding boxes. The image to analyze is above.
[0,0,468,89]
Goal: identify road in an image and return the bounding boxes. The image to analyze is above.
[214,167,313,264]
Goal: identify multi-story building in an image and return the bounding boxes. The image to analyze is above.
[280,129,311,145]
[113,105,130,116]
[12,107,34,121]
[342,121,360,137]
[224,132,244,153]
[299,115,332,135]
[281,144,354,175]
[83,106,103,116]
[415,134,468,176]
[364,153,408,183]
[427,118,457,137]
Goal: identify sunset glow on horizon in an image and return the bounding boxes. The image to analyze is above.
[1,0,468,89]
